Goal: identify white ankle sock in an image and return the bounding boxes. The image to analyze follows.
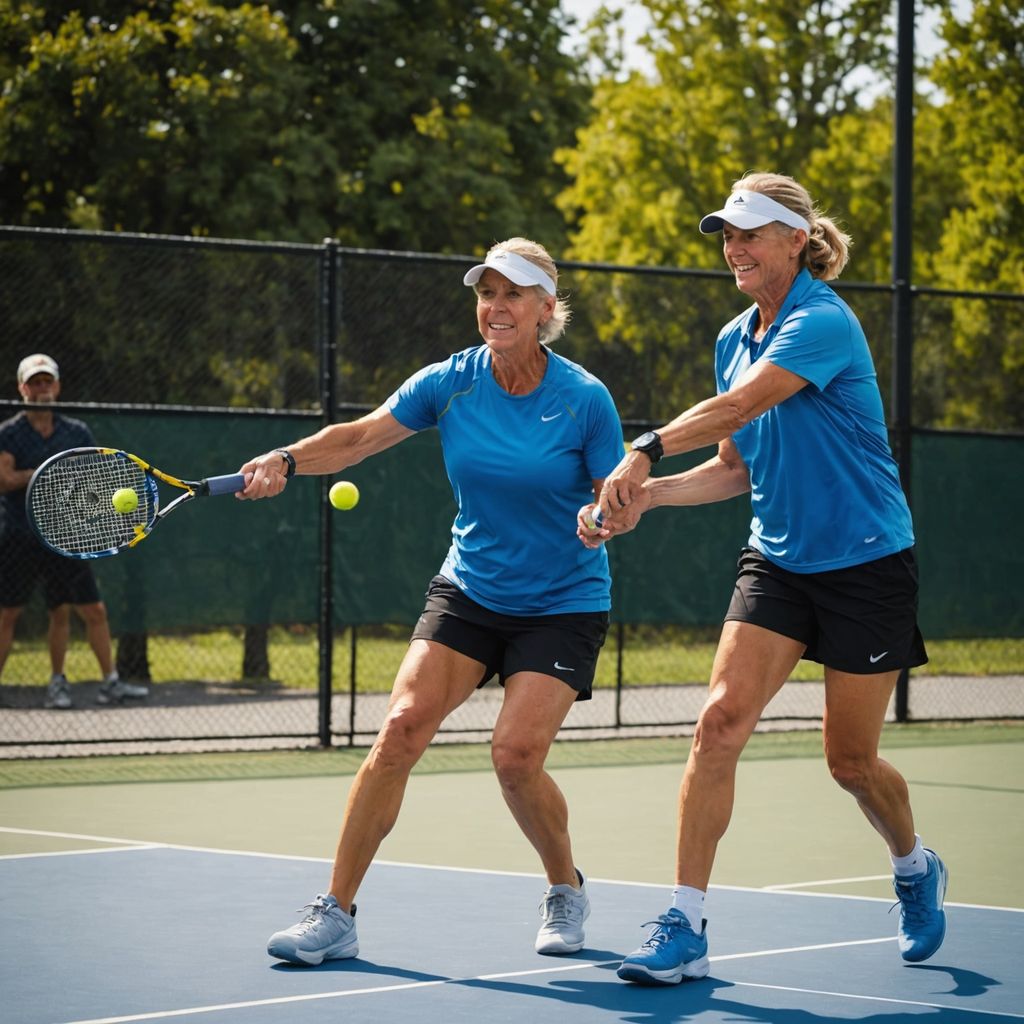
[891,835,927,877]
[670,885,705,932]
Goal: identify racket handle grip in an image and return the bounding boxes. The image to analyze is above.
[204,473,247,497]
[583,506,604,529]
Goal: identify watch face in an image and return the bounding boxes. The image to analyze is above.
[633,431,657,449]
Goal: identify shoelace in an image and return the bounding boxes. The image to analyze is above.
[294,898,334,932]
[539,891,580,926]
[638,914,688,950]
[891,876,934,927]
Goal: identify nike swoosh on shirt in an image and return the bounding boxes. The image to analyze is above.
[554,662,575,672]
[864,536,879,543]
[541,412,562,422]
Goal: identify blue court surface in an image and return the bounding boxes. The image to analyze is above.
[2,838,1022,1024]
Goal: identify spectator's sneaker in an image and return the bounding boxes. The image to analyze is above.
[44,674,72,710]
[535,870,590,954]
[96,677,149,704]
[617,908,710,985]
[267,895,358,965]
[894,848,948,962]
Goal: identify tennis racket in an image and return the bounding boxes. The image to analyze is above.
[26,447,246,559]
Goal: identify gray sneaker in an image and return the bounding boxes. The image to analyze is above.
[96,678,149,704]
[267,894,359,965]
[44,674,72,709]
[535,870,590,954]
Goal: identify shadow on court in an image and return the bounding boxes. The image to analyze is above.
[2,842,1021,1024]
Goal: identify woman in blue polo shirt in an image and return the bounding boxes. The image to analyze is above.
[240,238,623,966]
[584,173,947,984]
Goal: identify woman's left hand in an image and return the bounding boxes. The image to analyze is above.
[598,450,653,519]
[577,503,609,549]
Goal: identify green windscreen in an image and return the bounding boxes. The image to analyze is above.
[71,414,1022,638]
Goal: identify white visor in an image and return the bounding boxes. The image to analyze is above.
[699,189,810,234]
[463,249,556,295]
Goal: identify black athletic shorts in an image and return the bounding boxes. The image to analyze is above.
[723,547,928,674]
[0,532,101,609]
[410,575,610,701]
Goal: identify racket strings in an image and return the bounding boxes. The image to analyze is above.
[29,452,155,556]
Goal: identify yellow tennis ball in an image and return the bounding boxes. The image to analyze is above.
[329,480,359,511]
[111,488,139,514]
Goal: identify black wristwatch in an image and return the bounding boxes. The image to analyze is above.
[275,449,296,479]
[631,430,664,465]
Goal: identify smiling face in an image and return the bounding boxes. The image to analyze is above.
[474,268,555,353]
[722,222,806,306]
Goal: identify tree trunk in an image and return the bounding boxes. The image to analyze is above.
[116,633,151,681]
[242,624,270,680]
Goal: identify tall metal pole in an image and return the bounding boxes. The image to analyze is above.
[892,0,915,723]
[317,239,340,746]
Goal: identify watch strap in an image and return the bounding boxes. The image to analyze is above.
[275,449,296,479]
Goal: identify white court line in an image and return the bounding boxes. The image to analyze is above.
[732,980,1024,1019]
[55,961,607,1024]
[762,873,892,890]
[51,936,926,1024]
[0,825,158,846]
[3,825,1023,914]
[1,844,162,861]
[711,935,895,960]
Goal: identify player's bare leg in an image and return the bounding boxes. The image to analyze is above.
[822,668,915,855]
[327,639,484,910]
[0,606,23,679]
[676,621,805,889]
[75,601,115,678]
[492,672,579,886]
[47,604,71,677]
[494,673,589,953]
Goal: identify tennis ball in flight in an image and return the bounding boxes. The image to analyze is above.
[111,488,139,514]
[329,480,359,511]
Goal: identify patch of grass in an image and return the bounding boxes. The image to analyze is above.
[1,720,1021,790]
[4,627,1020,694]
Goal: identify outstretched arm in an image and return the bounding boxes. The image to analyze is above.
[238,406,415,500]
[598,359,806,518]
[580,438,750,546]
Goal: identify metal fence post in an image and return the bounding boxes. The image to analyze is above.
[892,0,915,723]
[317,239,340,746]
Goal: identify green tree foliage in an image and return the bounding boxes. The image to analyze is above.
[921,0,1024,427]
[278,0,589,252]
[557,0,1022,429]
[0,1,590,251]
[0,2,335,240]
[559,0,899,270]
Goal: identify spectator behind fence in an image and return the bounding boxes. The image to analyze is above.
[581,172,946,982]
[238,237,624,965]
[0,353,149,709]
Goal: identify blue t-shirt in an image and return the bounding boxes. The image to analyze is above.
[387,345,623,614]
[0,412,95,535]
[716,269,914,572]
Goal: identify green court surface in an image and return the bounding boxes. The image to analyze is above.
[2,722,1022,909]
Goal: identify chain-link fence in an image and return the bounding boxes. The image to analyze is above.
[1,227,1021,756]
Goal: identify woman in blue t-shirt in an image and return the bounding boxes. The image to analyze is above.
[240,238,623,966]
[584,173,947,984]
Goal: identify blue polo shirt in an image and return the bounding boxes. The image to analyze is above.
[387,345,623,614]
[0,412,94,535]
[716,269,914,572]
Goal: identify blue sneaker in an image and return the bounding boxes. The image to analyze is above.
[893,848,948,962]
[267,894,358,965]
[617,908,710,984]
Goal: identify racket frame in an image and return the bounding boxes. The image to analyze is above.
[26,447,245,559]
